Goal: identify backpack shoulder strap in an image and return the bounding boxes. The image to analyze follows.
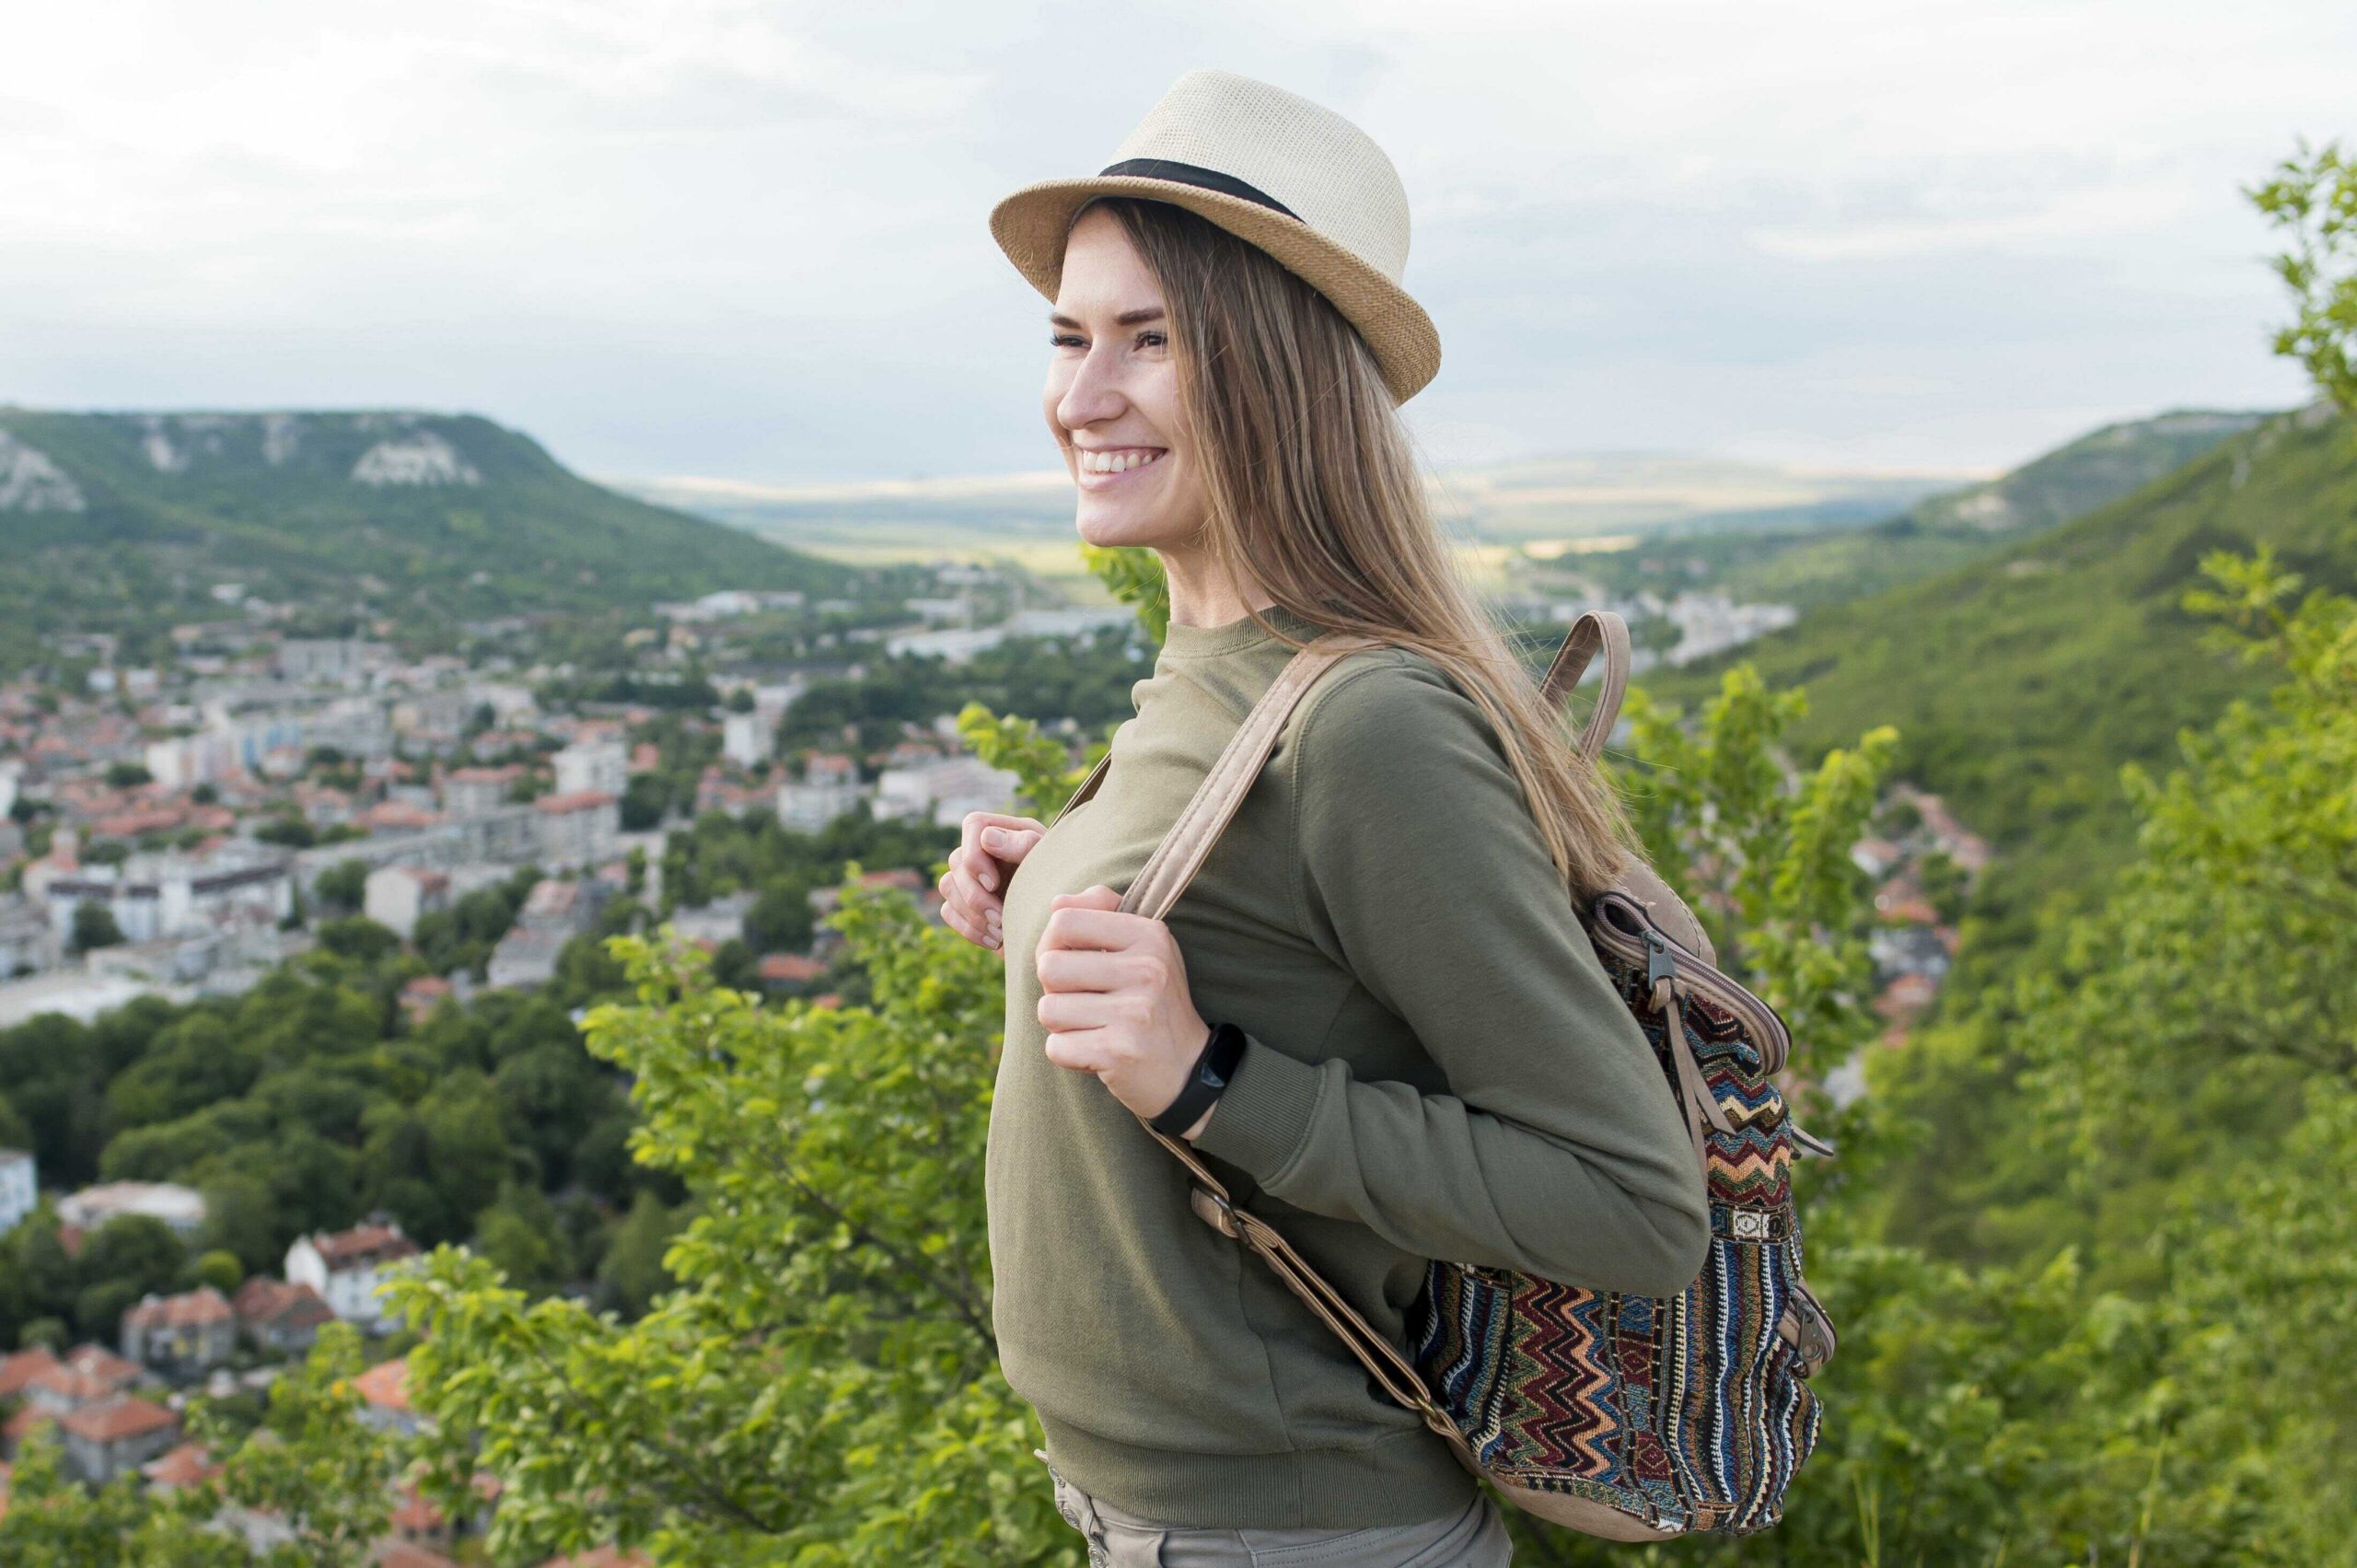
[1114,630,1380,923]
[1539,611,1631,765]
[1049,749,1110,828]
[1100,628,1480,1466]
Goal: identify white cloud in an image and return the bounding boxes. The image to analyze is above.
[0,0,2341,479]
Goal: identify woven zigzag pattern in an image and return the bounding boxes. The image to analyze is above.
[1405,936,1826,1538]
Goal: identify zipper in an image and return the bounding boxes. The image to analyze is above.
[1588,890,1793,1077]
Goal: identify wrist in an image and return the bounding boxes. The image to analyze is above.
[1150,1020,1247,1140]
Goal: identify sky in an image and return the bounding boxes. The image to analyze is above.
[1,0,2349,485]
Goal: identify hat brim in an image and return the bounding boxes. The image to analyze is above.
[989,174,1441,406]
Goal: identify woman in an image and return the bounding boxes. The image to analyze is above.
[940,70,1712,1566]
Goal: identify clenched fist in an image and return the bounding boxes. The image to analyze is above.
[940,810,1047,954]
[1035,884,1217,1142]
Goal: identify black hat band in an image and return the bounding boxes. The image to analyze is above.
[1097,157,1301,222]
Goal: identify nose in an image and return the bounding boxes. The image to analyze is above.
[1054,340,1127,436]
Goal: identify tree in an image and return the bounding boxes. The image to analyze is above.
[597,1190,686,1319]
[385,878,1065,1565]
[0,1429,244,1566]
[315,857,371,916]
[470,1183,575,1298]
[183,1320,404,1564]
[2247,139,2357,417]
[71,900,123,953]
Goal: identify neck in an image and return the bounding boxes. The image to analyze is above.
[1157,541,1274,627]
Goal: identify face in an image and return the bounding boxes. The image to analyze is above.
[1043,204,1208,552]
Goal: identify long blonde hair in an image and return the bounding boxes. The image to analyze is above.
[1086,195,1643,899]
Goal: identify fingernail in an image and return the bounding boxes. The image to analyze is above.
[983,829,1005,850]
[980,868,995,891]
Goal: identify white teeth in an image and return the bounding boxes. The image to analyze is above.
[1082,448,1162,474]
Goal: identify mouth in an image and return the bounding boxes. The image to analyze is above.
[1073,446,1167,491]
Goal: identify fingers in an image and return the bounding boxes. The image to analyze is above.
[978,821,1044,871]
[1041,1027,1108,1074]
[1037,889,1137,952]
[958,811,1045,894]
[937,853,1002,949]
[1032,946,1144,993]
[936,891,997,952]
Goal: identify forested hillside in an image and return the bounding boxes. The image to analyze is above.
[1652,401,2357,935]
[1676,407,2270,610]
[0,409,854,670]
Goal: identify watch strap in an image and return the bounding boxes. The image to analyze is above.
[1150,1020,1248,1137]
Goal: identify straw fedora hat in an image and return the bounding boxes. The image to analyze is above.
[989,68,1442,405]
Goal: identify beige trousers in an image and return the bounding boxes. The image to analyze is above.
[1038,1451,1515,1567]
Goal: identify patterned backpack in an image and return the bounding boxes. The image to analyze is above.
[1065,610,1839,1540]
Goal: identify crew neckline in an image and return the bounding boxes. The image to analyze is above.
[1159,601,1332,658]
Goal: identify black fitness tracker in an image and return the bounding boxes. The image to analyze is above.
[1150,1020,1248,1138]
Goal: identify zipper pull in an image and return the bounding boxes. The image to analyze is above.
[1643,926,1678,992]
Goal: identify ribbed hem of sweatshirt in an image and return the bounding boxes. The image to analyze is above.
[1190,1034,1323,1186]
[1036,1415,1478,1530]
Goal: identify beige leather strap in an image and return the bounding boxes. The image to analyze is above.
[1051,750,1111,827]
[1115,633,1385,925]
[1538,611,1631,765]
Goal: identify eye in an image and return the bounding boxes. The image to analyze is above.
[1136,331,1167,350]
[1049,333,1084,348]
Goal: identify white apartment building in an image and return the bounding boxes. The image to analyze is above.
[722,711,775,770]
[874,756,1020,828]
[30,853,293,948]
[552,739,628,798]
[777,775,865,832]
[0,1148,37,1234]
[58,1181,206,1240]
[284,1221,421,1332]
[363,865,450,940]
[533,792,620,868]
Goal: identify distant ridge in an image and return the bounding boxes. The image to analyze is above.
[1882,408,2272,540]
[1652,401,2352,931]
[0,408,854,669]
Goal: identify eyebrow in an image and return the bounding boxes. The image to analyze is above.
[1048,307,1167,328]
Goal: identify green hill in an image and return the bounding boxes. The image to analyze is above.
[1646,401,2357,936]
[0,408,854,668]
[1678,409,2272,610]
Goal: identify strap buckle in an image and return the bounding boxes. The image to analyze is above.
[1187,1183,1241,1238]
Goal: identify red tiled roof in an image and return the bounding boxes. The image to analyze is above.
[122,1285,234,1332]
[757,953,825,983]
[29,1365,119,1405]
[534,790,617,814]
[354,1358,410,1413]
[142,1440,221,1489]
[0,1347,60,1401]
[390,1478,445,1533]
[378,1544,461,1568]
[310,1223,420,1270]
[64,1344,141,1387]
[231,1278,335,1331]
[59,1395,176,1445]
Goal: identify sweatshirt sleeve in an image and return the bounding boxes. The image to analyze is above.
[1188,656,1712,1298]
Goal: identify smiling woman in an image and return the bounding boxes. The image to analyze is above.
[948,68,1712,1566]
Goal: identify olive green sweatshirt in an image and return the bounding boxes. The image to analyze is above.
[985,602,1712,1530]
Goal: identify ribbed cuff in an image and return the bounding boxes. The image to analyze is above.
[1190,1034,1323,1187]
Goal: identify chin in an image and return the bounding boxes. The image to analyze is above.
[1074,505,1175,552]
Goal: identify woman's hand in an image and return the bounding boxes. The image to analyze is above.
[939,811,1047,954]
[1035,885,1217,1140]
